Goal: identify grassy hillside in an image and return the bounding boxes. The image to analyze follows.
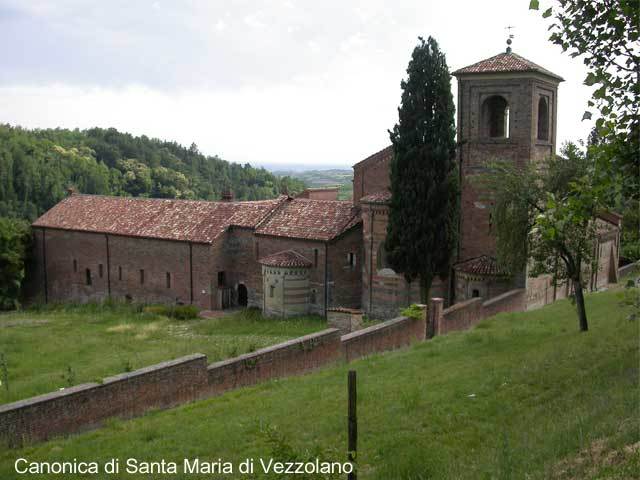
[1,287,638,479]
[0,305,324,405]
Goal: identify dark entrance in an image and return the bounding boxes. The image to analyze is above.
[237,284,248,307]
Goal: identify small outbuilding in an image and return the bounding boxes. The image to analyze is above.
[259,250,312,318]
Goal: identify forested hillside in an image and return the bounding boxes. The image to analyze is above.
[0,124,305,221]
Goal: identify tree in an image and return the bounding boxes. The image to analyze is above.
[385,36,458,302]
[529,0,639,254]
[482,144,606,331]
[0,217,31,310]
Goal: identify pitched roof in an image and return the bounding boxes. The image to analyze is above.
[360,190,391,204]
[256,198,361,241]
[454,255,510,277]
[33,194,286,244]
[259,250,312,268]
[353,145,393,168]
[452,51,564,81]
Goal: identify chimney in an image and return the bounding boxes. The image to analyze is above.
[221,189,234,202]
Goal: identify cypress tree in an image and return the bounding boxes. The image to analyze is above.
[385,36,458,302]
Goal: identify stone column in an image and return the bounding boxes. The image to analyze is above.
[429,298,444,337]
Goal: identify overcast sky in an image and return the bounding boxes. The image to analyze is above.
[0,0,594,169]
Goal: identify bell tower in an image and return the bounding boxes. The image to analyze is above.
[452,43,564,262]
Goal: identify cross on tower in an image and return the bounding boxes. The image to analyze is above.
[506,26,515,53]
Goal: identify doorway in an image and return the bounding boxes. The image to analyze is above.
[237,283,248,307]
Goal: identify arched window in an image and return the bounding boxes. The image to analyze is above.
[482,95,510,138]
[537,97,549,140]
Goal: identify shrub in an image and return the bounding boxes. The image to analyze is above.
[142,304,199,320]
[401,304,424,320]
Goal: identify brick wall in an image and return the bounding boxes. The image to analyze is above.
[30,228,220,309]
[327,226,363,309]
[352,148,392,206]
[433,288,526,335]
[1,309,433,447]
[0,354,207,447]
[361,202,446,319]
[206,329,341,396]
[342,305,426,362]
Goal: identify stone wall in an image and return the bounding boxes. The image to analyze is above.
[327,308,363,334]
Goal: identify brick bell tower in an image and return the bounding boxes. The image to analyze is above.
[448,40,564,302]
[452,41,564,264]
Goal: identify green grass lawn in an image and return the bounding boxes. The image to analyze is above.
[1,287,638,479]
[0,304,326,405]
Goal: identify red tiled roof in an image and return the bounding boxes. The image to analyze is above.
[256,198,361,241]
[360,190,391,204]
[452,52,563,81]
[259,250,312,268]
[353,145,393,168]
[454,255,510,276]
[33,194,286,244]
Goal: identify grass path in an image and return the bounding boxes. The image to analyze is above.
[1,287,638,479]
[0,305,325,405]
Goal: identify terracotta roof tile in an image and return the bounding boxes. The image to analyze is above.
[360,191,391,204]
[33,194,286,244]
[452,51,563,81]
[259,250,312,268]
[256,198,361,241]
[454,255,510,276]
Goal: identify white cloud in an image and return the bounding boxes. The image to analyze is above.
[0,0,595,167]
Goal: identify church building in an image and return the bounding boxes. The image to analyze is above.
[29,48,622,318]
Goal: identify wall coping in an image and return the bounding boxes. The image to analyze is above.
[327,307,363,314]
[341,316,412,342]
[481,289,526,308]
[103,354,206,384]
[443,297,481,315]
[207,328,340,370]
[0,382,100,414]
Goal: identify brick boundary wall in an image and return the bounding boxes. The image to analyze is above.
[619,261,639,278]
[341,306,426,362]
[206,329,342,396]
[0,303,449,448]
[0,354,208,447]
[432,289,526,335]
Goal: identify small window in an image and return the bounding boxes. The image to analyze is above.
[347,252,356,270]
[218,271,226,287]
[86,268,92,286]
[310,289,317,304]
[99,264,104,278]
[314,249,319,267]
[376,242,389,270]
[73,259,78,273]
[140,269,145,285]
[269,285,275,298]
[472,289,480,298]
[118,266,122,281]
[166,272,171,289]
[537,96,549,140]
